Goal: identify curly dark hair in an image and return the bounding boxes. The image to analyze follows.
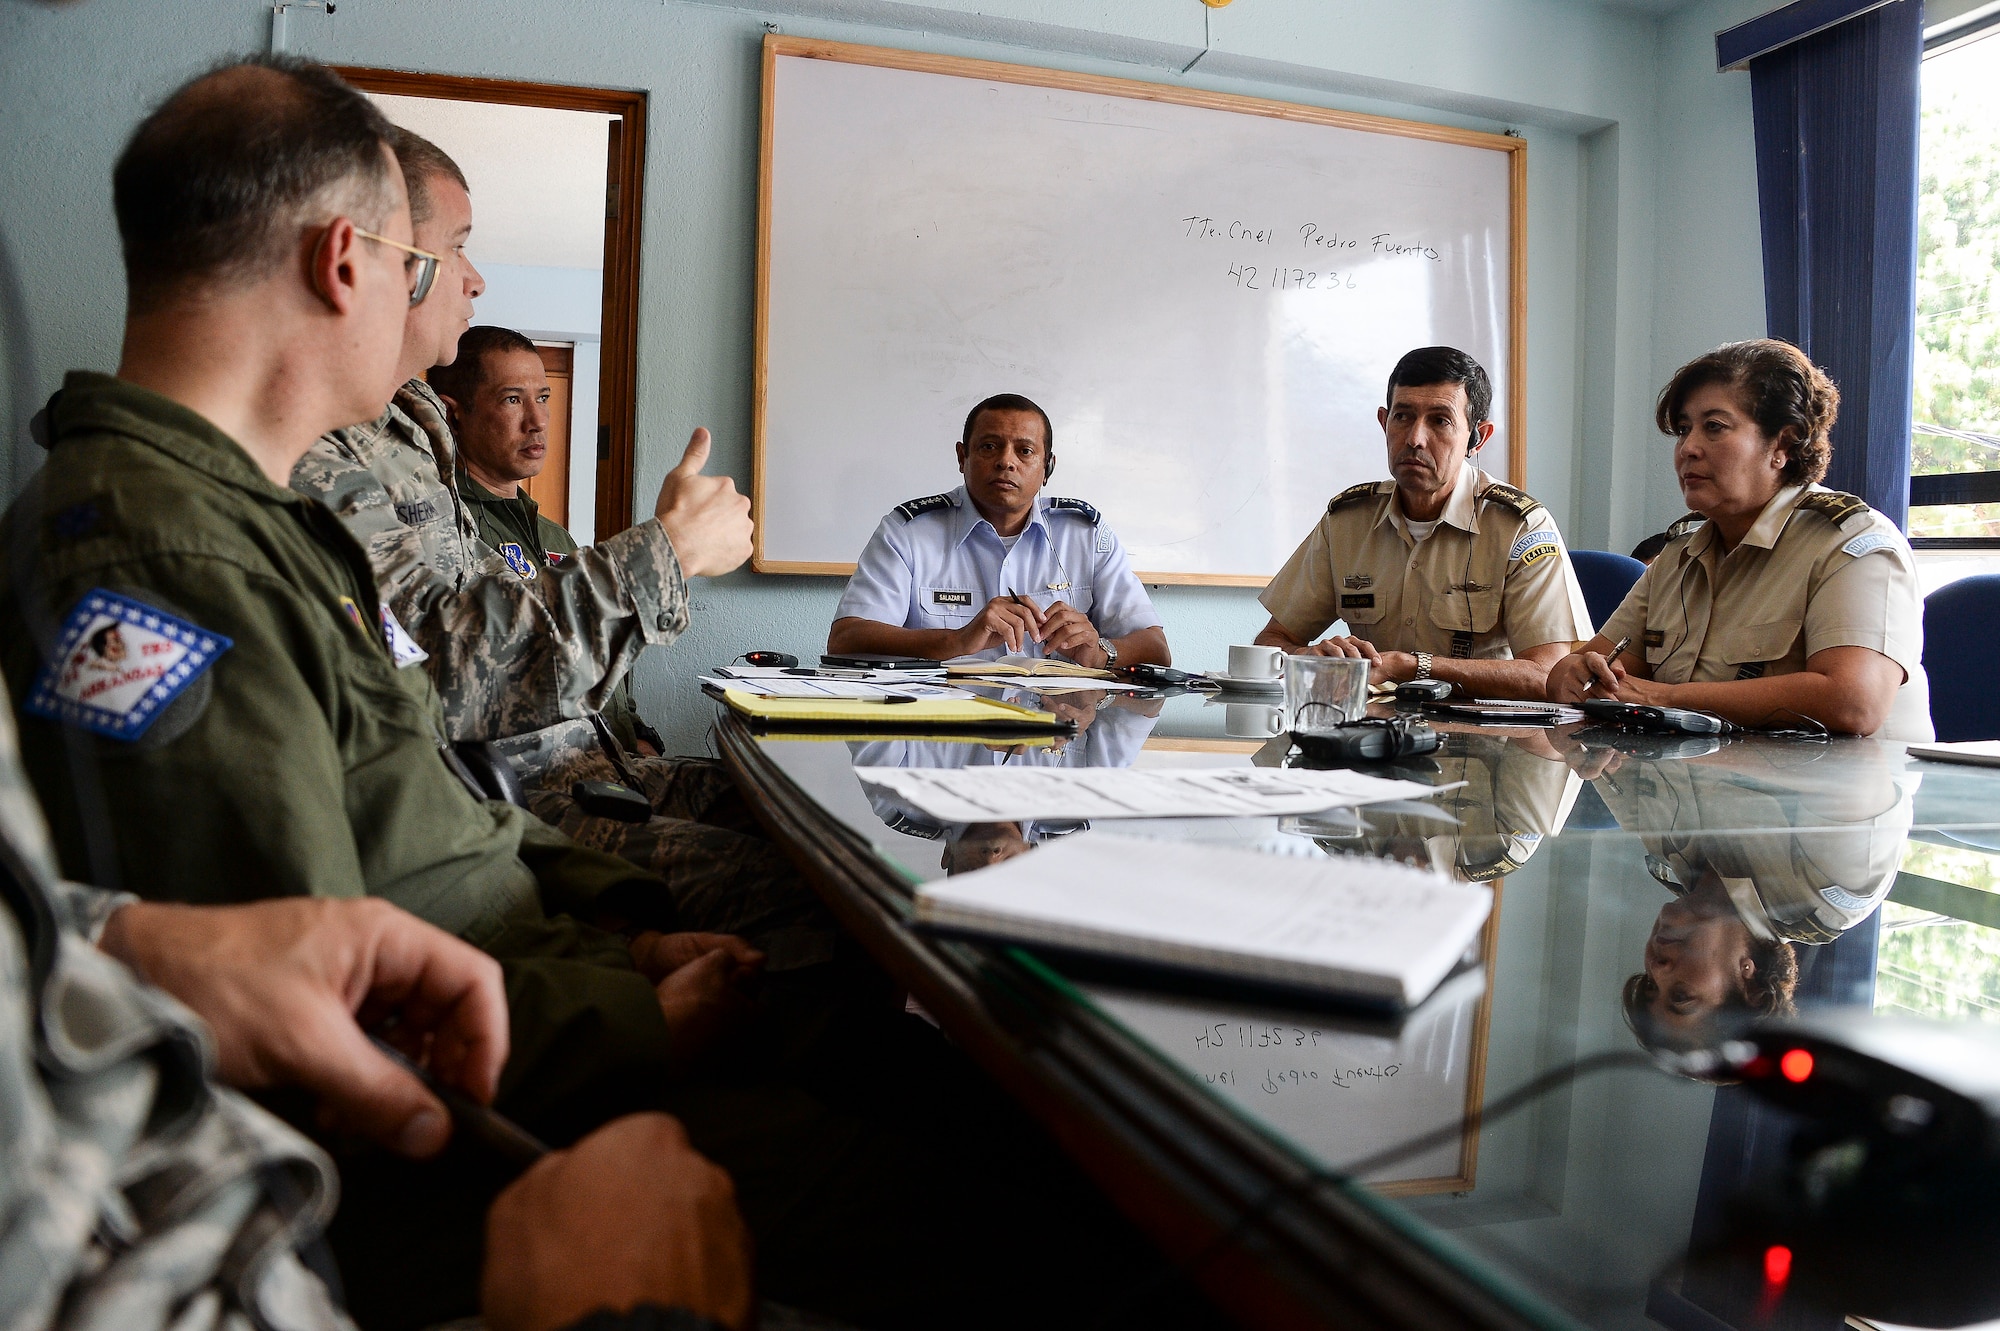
[1620,936,1800,1061]
[1654,339,1839,488]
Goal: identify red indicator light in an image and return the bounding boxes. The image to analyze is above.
[1764,1244,1793,1285]
[1779,1049,1814,1083]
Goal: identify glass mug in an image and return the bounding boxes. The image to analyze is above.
[1283,655,1370,733]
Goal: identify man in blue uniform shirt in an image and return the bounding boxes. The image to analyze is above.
[828,394,1171,668]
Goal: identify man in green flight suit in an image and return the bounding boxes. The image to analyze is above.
[0,57,1170,1331]
[289,131,829,970]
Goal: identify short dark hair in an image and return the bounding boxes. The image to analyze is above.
[390,126,468,231]
[961,393,1053,453]
[88,624,122,656]
[1654,339,1839,487]
[112,56,397,314]
[1630,531,1671,564]
[1620,939,1798,1058]
[428,325,539,406]
[1385,346,1493,431]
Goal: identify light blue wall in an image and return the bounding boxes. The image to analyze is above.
[475,262,605,543]
[0,0,1767,758]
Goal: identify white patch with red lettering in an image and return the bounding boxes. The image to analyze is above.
[27,589,232,740]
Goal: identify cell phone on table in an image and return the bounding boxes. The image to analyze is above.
[820,653,942,670]
[1579,699,1732,734]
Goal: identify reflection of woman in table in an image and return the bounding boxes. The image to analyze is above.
[1589,737,1915,1051]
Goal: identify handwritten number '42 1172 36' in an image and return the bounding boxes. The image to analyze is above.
[1227,264,1359,291]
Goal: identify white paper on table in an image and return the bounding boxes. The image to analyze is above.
[952,675,1155,693]
[698,675,974,701]
[711,665,946,682]
[915,832,1491,1007]
[853,764,1456,822]
[1469,699,1585,723]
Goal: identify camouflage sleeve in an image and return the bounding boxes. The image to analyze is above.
[293,438,689,742]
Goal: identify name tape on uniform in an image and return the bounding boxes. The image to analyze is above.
[28,589,233,741]
[930,589,974,608]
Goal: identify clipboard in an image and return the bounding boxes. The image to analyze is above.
[712,686,1076,737]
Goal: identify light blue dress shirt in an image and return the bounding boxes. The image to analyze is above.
[834,485,1161,660]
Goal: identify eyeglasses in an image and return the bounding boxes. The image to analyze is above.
[353,227,445,306]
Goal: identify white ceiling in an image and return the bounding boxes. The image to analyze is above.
[370,93,614,271]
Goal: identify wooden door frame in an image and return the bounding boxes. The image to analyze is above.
[333,67,646,540]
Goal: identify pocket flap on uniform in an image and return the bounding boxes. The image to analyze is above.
[1717,619,1799,666]
[1428,588,1503,635]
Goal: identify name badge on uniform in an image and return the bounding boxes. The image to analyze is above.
[27,588,233,741]
[499,542,537,581]
[1340,593,1374,609]
[930,590,974,608]
[379,606,429,668]
[1644,630,1665,648]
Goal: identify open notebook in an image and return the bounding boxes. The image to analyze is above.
[915,833,1492,1011]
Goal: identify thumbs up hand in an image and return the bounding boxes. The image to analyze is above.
[653,428,753,578]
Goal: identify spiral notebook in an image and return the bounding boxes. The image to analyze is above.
[915,834,1492,1010]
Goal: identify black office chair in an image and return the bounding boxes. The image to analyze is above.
[1570,549,1646,631]
[1922,574,2000,741]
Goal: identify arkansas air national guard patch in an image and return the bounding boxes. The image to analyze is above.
[27,589,233,741]
[500,542,538,580]
[379,606,429,668]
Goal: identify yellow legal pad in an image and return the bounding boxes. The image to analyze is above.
[715,688,1074,736]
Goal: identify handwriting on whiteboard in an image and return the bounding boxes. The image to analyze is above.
[1190,1020,1404,1095]
[1181,215,1444,261]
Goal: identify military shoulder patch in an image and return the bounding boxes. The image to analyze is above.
[1841,531,1899,559]
[1480,481,1544,519]
[27,589,232,741]
[499,542,538,580]
[894,493,958,522]
[1794,489,1870,528]
[1328,481,1386,513]
[1509,530,1560,564]
[1045,496,1101,524]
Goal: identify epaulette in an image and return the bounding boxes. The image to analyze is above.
[1665,511,1705,540]
[1328,481,1387,513]
[1044,496,1100,523]
[1794,489,1871,528]
[894,493,958,522]
[1478,481,1544,520]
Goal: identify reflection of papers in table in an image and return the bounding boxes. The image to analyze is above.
[699,675,973,700]
[854,764,1451,822]
[1089,965,1490,1188]
[953,675,1155,693]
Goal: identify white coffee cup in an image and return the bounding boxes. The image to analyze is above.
[1225,702,1284,738]
[1227,643,1285,680]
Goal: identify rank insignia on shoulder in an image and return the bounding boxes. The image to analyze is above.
[379,606,429,668]
[1481,482,1544,519]
[499,542,538,580]
[27,589,233,741]
[1045,497,1101,524]
[1328,481,1384,512]
[894,493,958,522]
[1795,489,1870,528]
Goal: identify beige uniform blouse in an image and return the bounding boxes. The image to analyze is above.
[1260,465,1591,660]
[1598,485,1931,741]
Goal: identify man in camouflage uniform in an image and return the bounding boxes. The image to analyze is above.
[0,678,757,1331]
[287,130,830,969]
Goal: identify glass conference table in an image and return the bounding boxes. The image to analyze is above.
[712,685,2000,1331]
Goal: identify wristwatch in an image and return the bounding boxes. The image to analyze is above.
[1098,637,1119,668]
[1414,652,1433,680]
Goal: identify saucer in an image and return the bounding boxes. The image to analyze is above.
[1203,670,1284,693]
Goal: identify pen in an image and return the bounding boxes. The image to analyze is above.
[368,1035,548,1171]
[1590,637,1631,694]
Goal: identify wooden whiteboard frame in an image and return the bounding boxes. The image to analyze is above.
[752,34,1528,585]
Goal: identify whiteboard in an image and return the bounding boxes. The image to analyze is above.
[753,39,1525,584]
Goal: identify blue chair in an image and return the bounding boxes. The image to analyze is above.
[1569,549,1646,633]
[1923,574,2000,741]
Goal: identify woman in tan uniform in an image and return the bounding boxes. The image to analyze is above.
[1548,340,1931,739]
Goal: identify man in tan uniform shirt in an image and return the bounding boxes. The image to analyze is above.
[1590,487,1932,740]
[1256,346,1591,700]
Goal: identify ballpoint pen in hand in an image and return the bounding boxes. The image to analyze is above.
[1590,637,1631,693]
